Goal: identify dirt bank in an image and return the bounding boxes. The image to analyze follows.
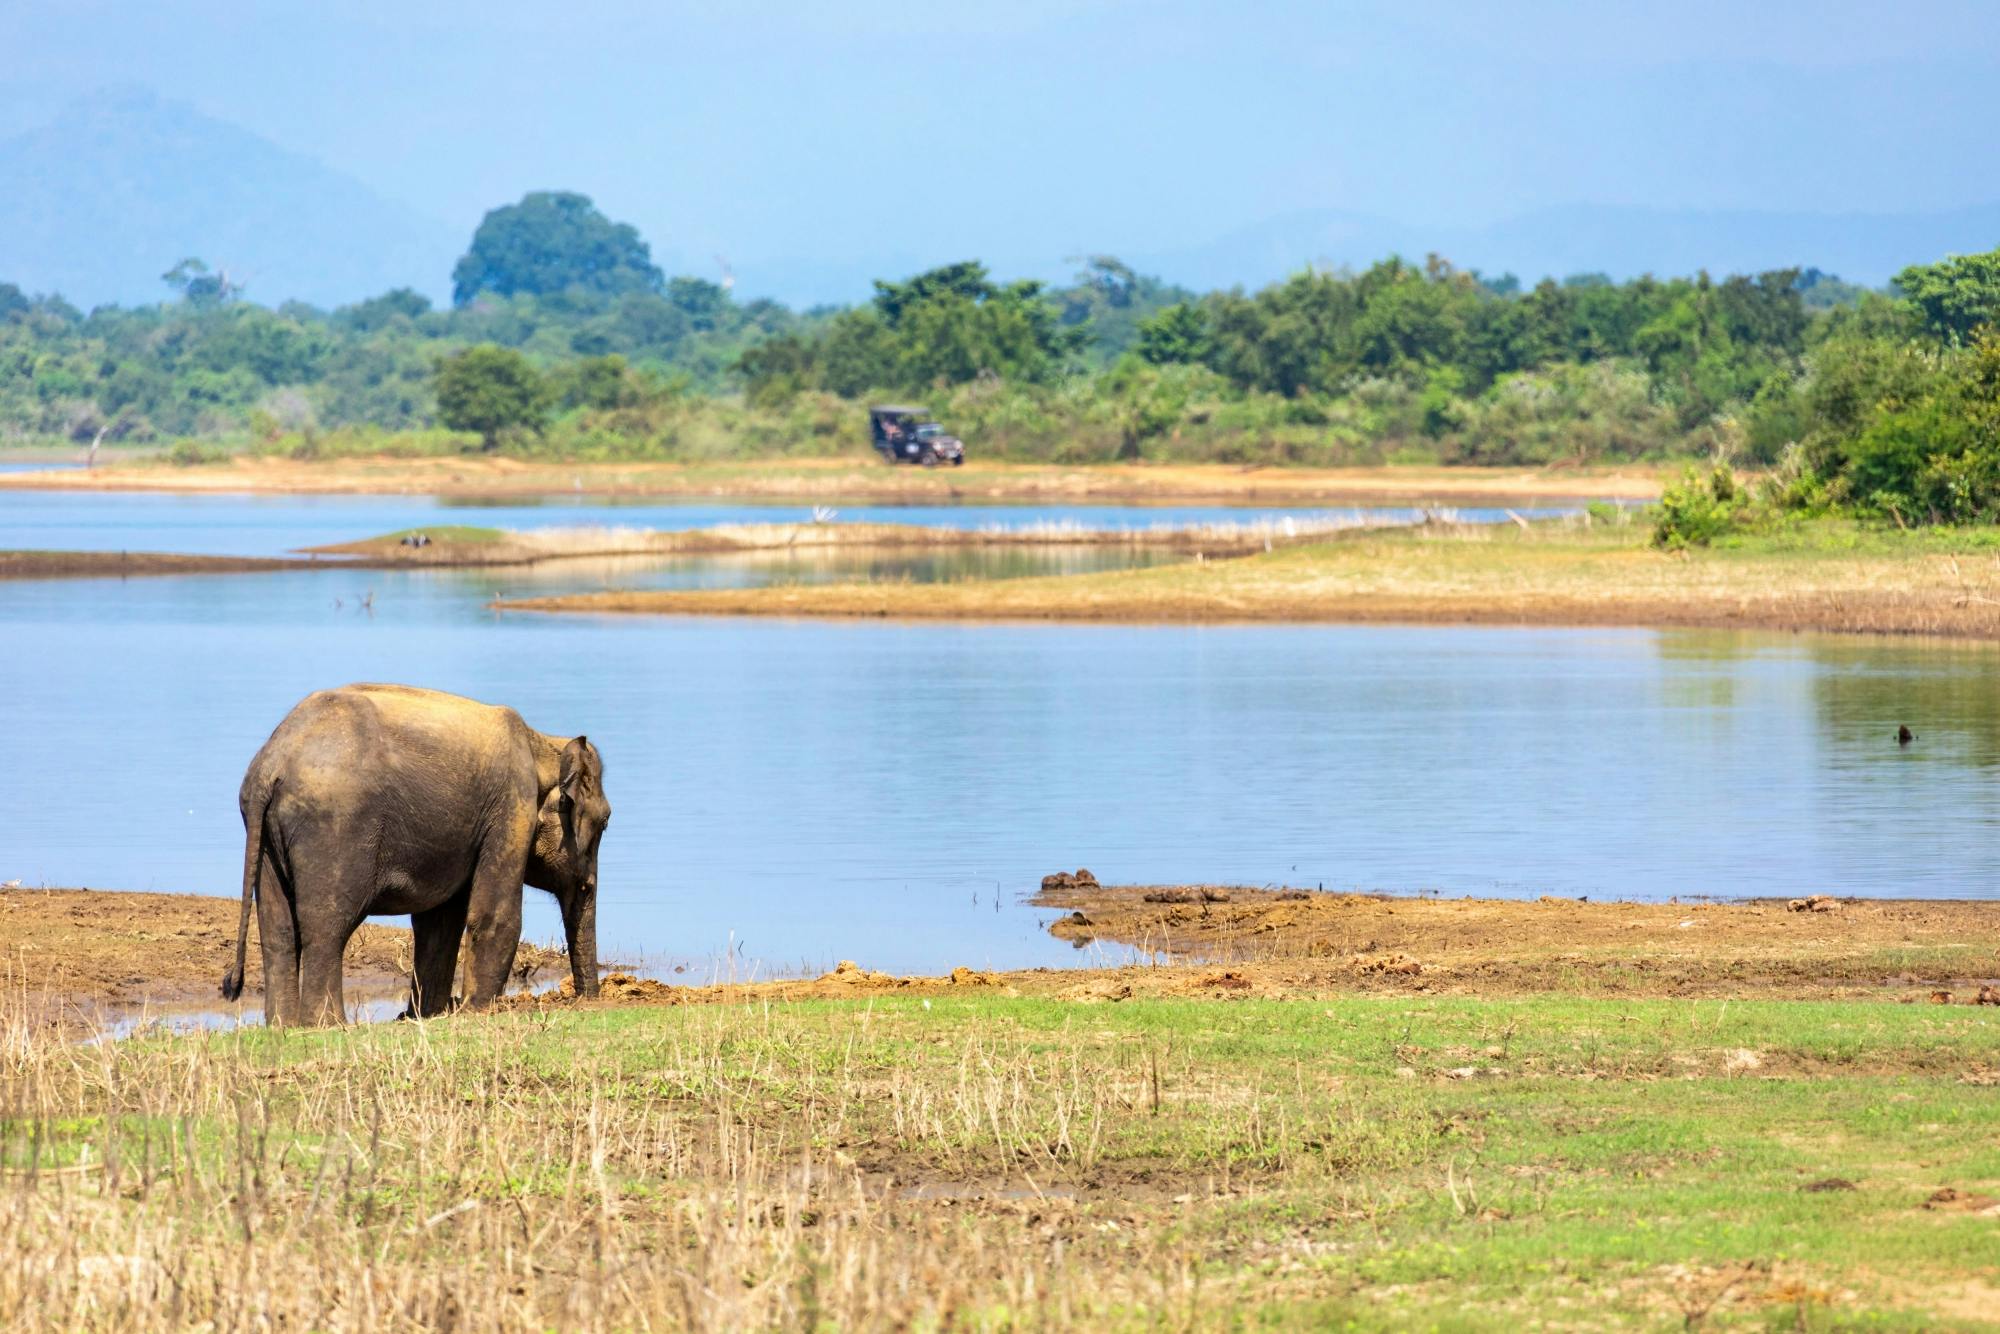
[22,883,1997,1021]
[493,521,2000,639]
[2,888,565,1016]
[0,550,325,581]
[510,887,2000,1012]
[0,455,1666,505]
[1028,882,2000,1002]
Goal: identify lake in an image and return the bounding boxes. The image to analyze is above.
[0,488,1581,557]
[2,490,1995,979]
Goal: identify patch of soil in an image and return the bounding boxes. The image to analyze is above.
[0,551,321,581]
[1,888,564,1014]
[1922,1187,2000,1214]
[1030,883,2000,1002]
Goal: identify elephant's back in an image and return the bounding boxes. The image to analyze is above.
[246,683,533,810]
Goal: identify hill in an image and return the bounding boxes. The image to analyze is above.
[0,89,459,309]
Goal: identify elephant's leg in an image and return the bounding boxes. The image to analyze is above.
[409,891,470,1017]
[288,860,366,1027]
[299,933,351,1026]
[254,850,302,1027]
[460,829,530,1010]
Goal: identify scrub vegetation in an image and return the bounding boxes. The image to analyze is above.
[8,191,2000,519]
[5,986,1997,1329]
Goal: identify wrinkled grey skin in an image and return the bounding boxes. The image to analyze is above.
[223,683,609,1025]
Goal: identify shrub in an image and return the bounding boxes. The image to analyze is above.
[164,439,232,466]
[1652,465,1747,549]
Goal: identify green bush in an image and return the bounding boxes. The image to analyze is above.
[1652,465,1748,549]
[163,439,233,466]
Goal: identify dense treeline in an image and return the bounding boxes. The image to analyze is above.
[4,190,2000,523]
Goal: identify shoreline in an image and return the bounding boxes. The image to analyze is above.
[0,516,1361,582]
[493,522,2000,640]
[16,884,1997,1018]
[16,883,1998,1328]
[0,454,1668,505]
[1,887,564,1023]
[300,516,1375,564]
[0,549,342,580]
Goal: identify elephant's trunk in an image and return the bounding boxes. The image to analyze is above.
[563,885,599,999]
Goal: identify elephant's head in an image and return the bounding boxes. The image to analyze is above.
[529,735,609,997]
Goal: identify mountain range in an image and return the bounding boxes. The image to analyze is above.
[3,91,1996,311]
[1126,204,2000,294]
[0,89,459,309]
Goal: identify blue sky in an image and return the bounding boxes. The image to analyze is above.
[5,0,1998,291]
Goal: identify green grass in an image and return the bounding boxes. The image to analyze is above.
[371,524,507,544]
[1713,514,2000,557]
[10,991,1993,1328]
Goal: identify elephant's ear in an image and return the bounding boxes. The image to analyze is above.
[560,735,591,800]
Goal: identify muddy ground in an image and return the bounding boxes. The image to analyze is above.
[1028,882,2000,1002]
[1,888,562,1018]
[0,550,324,580]
[519,884,2000,1010]
[18,883,1997,1027]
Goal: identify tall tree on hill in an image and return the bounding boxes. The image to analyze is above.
[451,192,663,307]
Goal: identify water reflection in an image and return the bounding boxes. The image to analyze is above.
[0,489,1583,558]
[1807,636,2000,771]
[3,555,1996,977]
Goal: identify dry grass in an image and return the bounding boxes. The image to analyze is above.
[497,519,2000,638]
[0,455,1668,504]
[7,888,1997,1326]
[5,983,2000,1330]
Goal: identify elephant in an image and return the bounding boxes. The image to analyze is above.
[221,683,610,1025]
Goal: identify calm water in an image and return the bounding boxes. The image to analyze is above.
[2,518,1996,976]
[0,489,1580,558]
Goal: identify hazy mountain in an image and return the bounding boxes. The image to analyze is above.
[1132,204,2000,293]
[727,202,2000,307]
[6,88,1996,312]
[0,89,459,309]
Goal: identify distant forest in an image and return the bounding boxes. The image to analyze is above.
[6,190,2000,521]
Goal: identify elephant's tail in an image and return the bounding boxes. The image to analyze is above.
[222,777,277,1001]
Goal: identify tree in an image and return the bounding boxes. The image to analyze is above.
[553,354,639,411]
[871,261,999,323]
[1893,248,2000,344]
[433,345,550,449]
[335,287,433,333]
[451,192,664,307]
[161,257,240,307]
[665,277,729,330]
[1135,302,1212,365]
